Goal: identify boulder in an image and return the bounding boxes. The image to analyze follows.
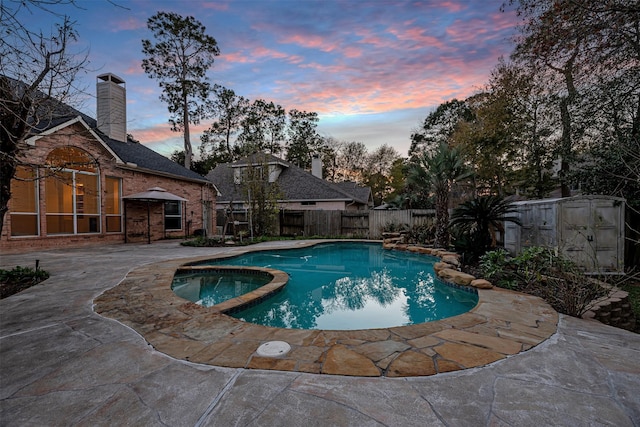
[441,255,460,267]
[433,262,454,273]
[437,268,475,286]
[470,278,493,289]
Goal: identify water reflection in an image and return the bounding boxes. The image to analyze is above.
[324,269,399,312]
[197,242,477,330]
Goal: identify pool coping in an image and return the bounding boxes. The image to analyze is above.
[94,240,559,377]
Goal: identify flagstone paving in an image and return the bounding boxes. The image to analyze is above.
[1,240,638,426]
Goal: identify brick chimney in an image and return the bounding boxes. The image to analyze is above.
[96,73,127,142]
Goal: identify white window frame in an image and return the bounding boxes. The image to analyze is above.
[164,201,183,231]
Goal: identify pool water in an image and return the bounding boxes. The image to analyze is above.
[172,271,272,306]
[200,242,478,330]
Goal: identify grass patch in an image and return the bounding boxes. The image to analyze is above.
[1,266,50,299]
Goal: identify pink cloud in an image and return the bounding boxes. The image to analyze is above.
[264,47,498,118]
[279,33,338,53]
[201,1,230,11]
[130,122,211,146]
[354,28,397,49]
[224,46,304,65]
[129,125,174,144]
[298,62,350,74]
[489,10,520,32]
[222,51,256,64]
[109,17,146,32]
[342,46,362,58]
[124,60,145,75]
[445,18,491,44]
[434,1,466,13]
[387,25,449,50]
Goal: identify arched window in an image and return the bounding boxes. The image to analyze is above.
[45,147,100,234]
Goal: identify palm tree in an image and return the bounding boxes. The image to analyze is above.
[408,143,471,248]
[450,195,521,261]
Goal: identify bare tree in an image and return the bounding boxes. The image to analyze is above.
[0,0,88,236]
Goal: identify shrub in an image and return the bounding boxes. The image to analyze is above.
[181,236,234,247]
[405,223,435,245]
[480,247,608,317]
[0,266,50,299]
[381,222,409,234]
[450,195,521,263]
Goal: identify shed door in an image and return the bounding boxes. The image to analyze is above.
[591,200,623,271]
[560,199,622,271]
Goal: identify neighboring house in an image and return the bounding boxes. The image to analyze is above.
[1,73,216,252]
[206,152,373,212]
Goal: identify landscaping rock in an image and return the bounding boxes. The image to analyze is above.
[437,268,475,286]
[433,262,453,273]
[470,279,493,289]
[441,255,460,267]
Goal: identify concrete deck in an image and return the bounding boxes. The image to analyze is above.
[1,240,639,426]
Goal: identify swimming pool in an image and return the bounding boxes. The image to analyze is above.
[189,242,478,330]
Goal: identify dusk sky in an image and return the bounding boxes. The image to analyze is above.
[24,0,520,158]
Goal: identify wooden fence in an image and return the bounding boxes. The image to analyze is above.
[217,209,435,239]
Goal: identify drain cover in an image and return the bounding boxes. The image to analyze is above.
[257,341,291,357]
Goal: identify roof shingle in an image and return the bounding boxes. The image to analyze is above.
[207,152,372,206]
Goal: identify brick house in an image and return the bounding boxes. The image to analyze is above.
[1,73,216,252]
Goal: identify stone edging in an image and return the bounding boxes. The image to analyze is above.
[382,241,494,290]
[94,240,559,377]
[582,288,636,331]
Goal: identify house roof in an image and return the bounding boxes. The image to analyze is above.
[207,152,373,206]
[10,77,208,184]
[334,181,374,205]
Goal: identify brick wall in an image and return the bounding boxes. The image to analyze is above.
[1,122,216,252]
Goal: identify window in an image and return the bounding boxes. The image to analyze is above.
[164,201,182,230]
[10,166,39,236]
[105,177,122,232]
[234,165,266,184]
[45,147,100,234]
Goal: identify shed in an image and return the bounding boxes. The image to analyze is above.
[504,195,625,273]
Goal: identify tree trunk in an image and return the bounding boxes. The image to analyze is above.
[549,46,580,198]
[434,186,449,249]
[559,96,572,197]
[183,92,192,170]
